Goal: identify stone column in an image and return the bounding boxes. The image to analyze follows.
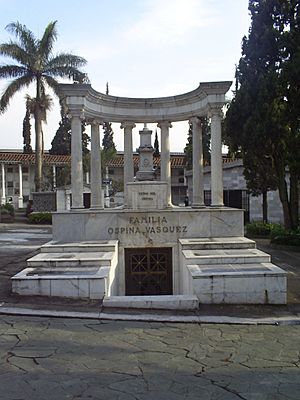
[90,120,104,209]
[52,165,56,189]
[71,114,84,209]
[1,163,5,205]
[190,117,205,207]
[158,121,172,206]
[121,121,135,206]
[18,164,23,208]
[210,107,224,206]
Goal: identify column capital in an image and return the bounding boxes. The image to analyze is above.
[157,121,172,129]
[90,118,104,127]
[208,106,223,119]
[121,121,136,130]
[68,109,85,120]
[189,116,202,126]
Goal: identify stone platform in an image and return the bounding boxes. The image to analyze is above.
[11,207,287,306]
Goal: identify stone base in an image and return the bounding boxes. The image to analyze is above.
[11,207,287,306]
[188,263,287,304]
[12,267,108,299]
[103,295,199,310]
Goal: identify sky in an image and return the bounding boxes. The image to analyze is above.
[0,0,251,152]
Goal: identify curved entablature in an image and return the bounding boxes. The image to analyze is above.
[59,81,232,123]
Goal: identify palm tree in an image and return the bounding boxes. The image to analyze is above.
[26,92,53,156]
[0,21,87,191]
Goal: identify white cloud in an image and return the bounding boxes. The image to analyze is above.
[124,0,216,46]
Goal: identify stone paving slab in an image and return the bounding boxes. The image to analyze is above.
[0,315,299,399]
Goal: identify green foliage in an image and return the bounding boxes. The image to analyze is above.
[102,122,116,153]
[101,147,116,170]
[224,0,300,230]
[153,130,159,156]
[0,203,15,216]
[246,221,283,237]
[28,212,52,224]
[184,122,193,169]
[271,233,300,247]
[22,102,32,154]
[246,220,300,246]
[50,115,71,155]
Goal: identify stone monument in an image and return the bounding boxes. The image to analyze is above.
[11,82,287,309]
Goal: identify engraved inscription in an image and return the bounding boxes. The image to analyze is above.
[107,215,187,235]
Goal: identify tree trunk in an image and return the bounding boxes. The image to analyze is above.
[262,190,268,223]
[289,166,299,230]
[34,107,43,192]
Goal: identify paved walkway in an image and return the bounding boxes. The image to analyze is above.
[0,315,299,399]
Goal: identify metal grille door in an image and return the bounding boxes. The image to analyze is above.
[125,248,172,295]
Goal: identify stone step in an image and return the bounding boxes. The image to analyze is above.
[41,240,118,253]
[187,262,286,277]
[182,248,270,265]
[187,262,287,304]
[12,266,109,299]
[27,251,116,268]
[179,237,256,250]
[103,295,199,310]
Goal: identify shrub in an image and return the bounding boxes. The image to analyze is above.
[0,203,15,216]
[246,221,282,237]
[28,212,52,224]
[0,208,10,216]
[271,233,300,247]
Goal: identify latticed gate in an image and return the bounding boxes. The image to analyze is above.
[125,248,173,295]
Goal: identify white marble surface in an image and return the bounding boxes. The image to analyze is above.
[12,267,109,299]
[179,237,256,250]
[52,207,244,243]
[127,182,168,210]
[188,263,287,304]
[27,251,115,268]
[183,249,271,265]
[60,81,231,123]
[103,295,199,310]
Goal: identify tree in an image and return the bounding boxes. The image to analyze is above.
[50,102,71,156]
[101,83,116,173]
[102,83,116,154]
[0,21,87,191]
[184,117,211,169]
[225,0,300,230]
[22,99,32,154]
[153,130,159,156]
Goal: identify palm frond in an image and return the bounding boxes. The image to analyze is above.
[38,21,58,61]
[0,65,29,79]
[5,22,36,55]
[43,65,88,82]
[0,42,34,66]
[42,75,61,97]
[46,53,87,69]
[0,75,33,112]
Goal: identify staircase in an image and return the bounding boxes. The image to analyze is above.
[179,237,287,304]
[12,240,118,300]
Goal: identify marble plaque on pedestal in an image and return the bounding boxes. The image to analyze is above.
[127,181,168,210]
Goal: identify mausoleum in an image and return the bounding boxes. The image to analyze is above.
[12,82,287,309]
